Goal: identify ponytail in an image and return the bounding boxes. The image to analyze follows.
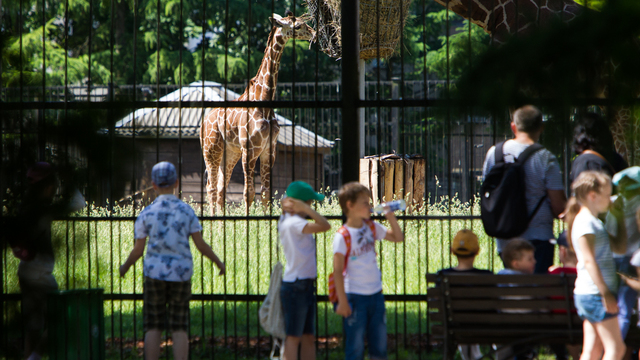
[564,197,582,251]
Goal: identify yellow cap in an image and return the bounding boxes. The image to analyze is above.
[451,230,479,256]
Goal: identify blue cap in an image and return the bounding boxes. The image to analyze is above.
[613,166,640,191]
[152,162,177,188]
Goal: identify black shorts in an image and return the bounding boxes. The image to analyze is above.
[143,277,191,332]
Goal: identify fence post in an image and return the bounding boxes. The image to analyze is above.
[341,0,361,183]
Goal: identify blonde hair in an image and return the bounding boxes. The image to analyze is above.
[564,171,612,249]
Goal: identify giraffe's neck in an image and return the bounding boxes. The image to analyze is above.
[247,27,286,102]
[433,0,582,44]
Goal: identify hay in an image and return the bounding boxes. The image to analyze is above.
[305,0,412,60]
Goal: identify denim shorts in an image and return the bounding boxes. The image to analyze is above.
[574,293,618,324]
[280,278,316,336]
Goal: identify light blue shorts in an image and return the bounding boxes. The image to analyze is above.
[574,294,618,324]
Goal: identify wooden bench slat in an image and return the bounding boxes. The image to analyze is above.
[426,287,442,297]
[443,274,576,286]
[450,313,582,325]
[448,287,566,297]
[450,299,575,311]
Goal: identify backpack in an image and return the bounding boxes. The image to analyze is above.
[328,220,376,303]
[480,141,547,239]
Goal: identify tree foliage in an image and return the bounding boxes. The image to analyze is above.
[1,0,341,90]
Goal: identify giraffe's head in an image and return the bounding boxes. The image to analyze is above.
[270,12,315,43]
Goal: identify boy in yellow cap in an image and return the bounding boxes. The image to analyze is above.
[437,229,491,360]
[439,229,492,274]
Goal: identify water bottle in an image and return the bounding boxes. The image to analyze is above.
[371,199,406,214]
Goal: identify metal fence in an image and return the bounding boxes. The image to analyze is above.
[2,0,631,358]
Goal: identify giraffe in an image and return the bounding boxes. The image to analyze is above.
[432,0,638,163]
[200,12,314,214]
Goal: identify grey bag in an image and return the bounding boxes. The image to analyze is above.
[259,262,286,340]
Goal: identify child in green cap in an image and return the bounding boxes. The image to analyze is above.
[279,181,331,360]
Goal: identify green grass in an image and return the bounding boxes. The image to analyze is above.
[2,192,566,358]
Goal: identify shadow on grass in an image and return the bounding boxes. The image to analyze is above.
[3,300,433,359]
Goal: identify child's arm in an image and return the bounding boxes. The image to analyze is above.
[191,231,225,275]
[282,198,331,234]
[120,238,147,277]
[383,207,404,243]
[575,234,618,313]
[333,253,352,318]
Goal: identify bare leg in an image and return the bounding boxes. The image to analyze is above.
[300,334,316,360]
[171,330,189,360]
[144,329,162,360]
[581,320,604,360]
[594,317,626,360]
[284,335,301,360]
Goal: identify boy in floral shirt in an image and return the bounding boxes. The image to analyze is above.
[120,162,224,360]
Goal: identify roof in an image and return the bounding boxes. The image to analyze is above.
[114,81,334,150]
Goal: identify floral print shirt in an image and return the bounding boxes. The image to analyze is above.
[135,194,202,282]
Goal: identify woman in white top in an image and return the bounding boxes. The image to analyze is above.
[565,171,626,360]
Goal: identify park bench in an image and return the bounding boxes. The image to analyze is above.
[426,273,582,359]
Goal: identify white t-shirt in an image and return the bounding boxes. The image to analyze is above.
[278,213,316,282]
[630,248,640,268]
[332,221,387,295]
[482,140,564,251]
[605,194,640,257]
[572,210,618,295]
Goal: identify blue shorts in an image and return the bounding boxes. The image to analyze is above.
[280,279,316,336]
[574,294,618,324]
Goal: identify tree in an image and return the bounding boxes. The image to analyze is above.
[1,0,341,90]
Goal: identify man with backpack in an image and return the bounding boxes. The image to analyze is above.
[481,105,567,273]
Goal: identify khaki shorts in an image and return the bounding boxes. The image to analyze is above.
[143,277,191,332]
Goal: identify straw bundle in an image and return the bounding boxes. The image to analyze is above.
[305,0,412,60]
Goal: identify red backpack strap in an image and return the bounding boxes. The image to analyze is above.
[337,226,351,274]
[364,219,378,255]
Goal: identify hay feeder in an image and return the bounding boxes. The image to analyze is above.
[305,0,412,60]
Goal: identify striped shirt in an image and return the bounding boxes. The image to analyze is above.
[572,210,618,295]
[482,140,565,252]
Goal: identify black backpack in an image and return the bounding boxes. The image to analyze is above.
[480,141,547,238]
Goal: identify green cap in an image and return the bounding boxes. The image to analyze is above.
[286,181,325,202]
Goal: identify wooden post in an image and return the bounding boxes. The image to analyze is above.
[383,160,395,202]
[359,159,370,190]
[405,160,414,213]
[371,159,380,206]
[394,160,404,201]
[413,159,425,210]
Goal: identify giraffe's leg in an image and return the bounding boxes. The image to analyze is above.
[241,148,258,214]
[259,137,278,208]
[202,138,223,216]
[216,149,242,214]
